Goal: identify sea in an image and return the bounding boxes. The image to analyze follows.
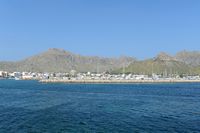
[0,80,200,133]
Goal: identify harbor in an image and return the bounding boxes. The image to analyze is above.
[1,70,200,83]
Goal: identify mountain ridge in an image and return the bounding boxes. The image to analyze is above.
[0,49,200,74]
[113,50,200,75]
[0,48,135,72]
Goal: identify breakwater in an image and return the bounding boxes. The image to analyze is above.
[39,79,200,83]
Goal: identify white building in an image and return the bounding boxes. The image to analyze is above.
[0,71,8,78]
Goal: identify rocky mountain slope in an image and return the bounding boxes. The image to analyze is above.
[175,50,200,66]
[1,49,200,75]
[113,52,193,75]
[0,48,135,73]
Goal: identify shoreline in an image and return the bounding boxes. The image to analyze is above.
[39,79,200,84]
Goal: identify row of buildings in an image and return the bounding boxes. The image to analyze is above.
[1,70,200,81]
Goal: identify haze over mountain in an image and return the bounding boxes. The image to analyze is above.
[0,48,135,73]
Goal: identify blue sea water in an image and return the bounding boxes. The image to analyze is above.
[0,80,200,133]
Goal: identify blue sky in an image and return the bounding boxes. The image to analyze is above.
[0,0,200,61]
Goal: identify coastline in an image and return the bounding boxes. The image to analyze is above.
[39,79,200,83]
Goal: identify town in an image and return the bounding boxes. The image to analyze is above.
[1,70,200,83]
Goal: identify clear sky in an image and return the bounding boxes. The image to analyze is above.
[0,0,200,61]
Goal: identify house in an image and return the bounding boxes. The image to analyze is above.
[0,71,8,78]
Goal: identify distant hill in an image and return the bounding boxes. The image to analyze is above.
[175,50,200,67]
[0,48,135,73]
[113,52,193,75]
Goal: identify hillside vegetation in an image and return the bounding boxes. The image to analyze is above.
[1,49,200,75]
[113,52,198,75]
[0,48,135,73]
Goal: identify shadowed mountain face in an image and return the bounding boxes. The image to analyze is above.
[0,48,135,72]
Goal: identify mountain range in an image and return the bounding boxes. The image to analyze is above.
[0,48,200,75]
[0,48,135,73]
[114,51,200,75]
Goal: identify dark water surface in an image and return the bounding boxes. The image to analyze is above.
[0,80,200,133]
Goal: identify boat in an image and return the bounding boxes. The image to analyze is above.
[15,77,21,80]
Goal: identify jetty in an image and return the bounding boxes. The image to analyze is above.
[39,79,200,83]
